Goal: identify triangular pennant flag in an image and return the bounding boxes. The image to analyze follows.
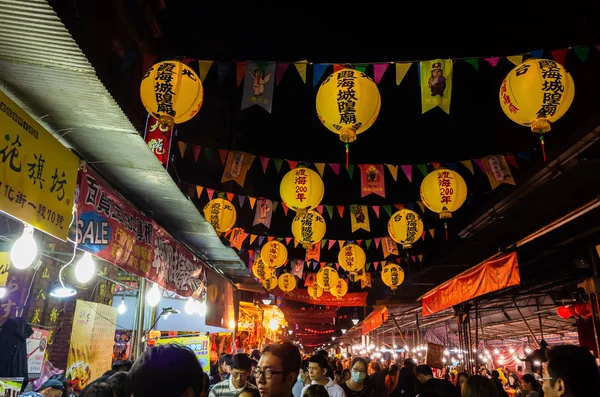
[260,156,270,173]
[196,186,204,198]
[315,163,326,177]
[421,230,426,241]
[294,61,308,84]
[268,236,274,242]
[357,239,363,246]
[365,239,372,250]
[372,206,380,218]
[460,160,475,175]
[574,47,590,63]
[383,205,392,217]
[178,141,187,158]
[285,237,292,245]
[431,161,441,169]
[326,205,334,219]
[321,240,327,249]
[207,188,215,200]
[551,49,568,66]
[333,64,344,73]
[507,55,523,66]
[335,263,340,270]
[506,154,519,169]
[373,262,379,270]
[446,162,459,171]
[347,164,355,179]
[366,263,372,271]
[217,191,225,199]
[429,229,436,238]
[313,262,318,270]
[273,158,284,173]
[224,229,232,238]
[373,63,389,84]
[355,64,368,73]
[316,205,323,215]
[328,240,336,250]
[417,201,425,213]
[204,147,215,161]
[329,163,340,175]
[336,206,345,218]
[338,240,345,250]
[416,164,428,177]
[238,195,246,208]
[275,62,290,85]
[258,236,265,246]
[517,152,530,161]
[530,49,544,59]
[248,197,256,209]
[250,234,257,245]
[192,145,202,162]
[400,165,412,182]
[387,164,399,181]
[217,61,232,84]
[411,255,417,263]
[406,202,416,210]
[474,159,486,174]
[287,160,298,170]
[395,63,412,85]
[281,202,289,216]
[272,201,279,212]
[464,59,479,71]
[418,254,423,262]
[226,192,234,202]
[394,204,404,211]
[484,57,500,67]
[236,62,246,87]
[374,238,381,249]
[198,60,213,82]
[218,149,229,165]
[312,64,329,88]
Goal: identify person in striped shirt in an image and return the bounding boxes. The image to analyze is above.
[209,354,257,397]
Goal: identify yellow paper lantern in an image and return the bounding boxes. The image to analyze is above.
[291,210,326,248]
[262,275,278,291]
[140,61,204,126]
[316,266,339,291]
[280,167,324,214]
[500,59,574,161]
[388,209,425,249]
[252,258,273,280]
[420,168,467,220]
[338,244,366,273]
[260,241,288,268]
[307,284,324,300]
[278,273,297,293]
[316,68,381,144]
[329,278,348,299]
[381,263,405,290]
[203,198,237,234]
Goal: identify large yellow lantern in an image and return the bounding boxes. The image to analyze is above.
[388,209,425,249]
[291,210,326,248]
[252,258,273,280]
[260,241,288,268]
[278,273,297,293]
[316,267,339,291]
[140,61,204,126]
[338,244,366,273]
[381,263,405,290]
[203,198,237,234]
[307,284,324,300]
[329,278,348,300]
[262,275,278,291]
[420,168,467,219]
[280,167,324,214]
[500,59,575,161]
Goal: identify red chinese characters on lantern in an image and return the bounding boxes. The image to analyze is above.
[501,81,519,113]
[437,171,454,205]
[294,169,308,202]
[344,246,354,268]
[268,244,278,264]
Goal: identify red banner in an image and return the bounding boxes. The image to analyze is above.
[361,308,388,335]
[283,308,337,325]
[421,252,520,317]
[143,114,173,167]
[275,288,367,307]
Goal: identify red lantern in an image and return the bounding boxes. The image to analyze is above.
[557,306,572,319]
[575,302,592,318]
[568,305,578,317]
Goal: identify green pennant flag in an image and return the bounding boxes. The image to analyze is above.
[366,262,372,271]
[383,205,392,217]
[217,191,225,198]
[574,47,590,63]
[365,239,372,250]
[272,201,279,212]
[416,164,428,177]
[273,158,284,173]
[325,205,334,219]
[204,147,215,161]
[464,59,479,71]
[355,64,368,73]
[347,164,355,179]
[321,240,327,249]
[276,237,283,242]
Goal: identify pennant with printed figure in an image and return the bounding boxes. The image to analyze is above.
[221,151,255,186]
[241,61,276,113]
[420,59,453,114]
[359,164,386,198]
[306,243,320,262]
[350,204,371,233]
[482,155,516,190]
[253,198,273,228]
[291,259,304,279]
[229,227,246,250]
[361,273,372,289]
[382,237,399,258]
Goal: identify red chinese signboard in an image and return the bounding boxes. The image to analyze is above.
[143,114,173,167]
[275,288,367,307]
[283,308,337,325]
[361,307,388,335]
[421,252,520,317]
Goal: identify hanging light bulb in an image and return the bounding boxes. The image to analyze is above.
[0,287,7,299]
[118,297,127,315]
[352,318,359,325]
[11,225,38,270]
[75,252,96,283]
[146,283,161,307]
[185,297,197,315]
[197,300,207,316]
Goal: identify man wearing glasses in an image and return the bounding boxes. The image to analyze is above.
[210,354,256,397]
[256,342,302,397]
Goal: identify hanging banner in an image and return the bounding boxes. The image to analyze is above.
[155,335,210,373]
[241,61,275,113]
[151,223,206,298]
[305,243,320,262]
[143,114,173,168]
[221,151,255,187]
[421,252,520,317]
[253,198,273,228]
[275,288,368,307]
[205,267,235,329]
[290,259,304,279]
[482,155,516,190]
[426,343,445,369]
[350,204,371,232]
[359,164,385,198]
[0,89,79,240]
[420,59,453,114]
[382,237,399,258]
[361,308,388,335]
[283,308,337,325]
[229,227,246,250]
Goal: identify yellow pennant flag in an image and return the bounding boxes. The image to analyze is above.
[395,63,412,85]
[506,55,523,66]
[429,229,436,238]
[196,185,204,198]
[417,201,425,213]
[178,141,187,158]
[315,163,326,177]
[248,197,257,209]
[386,164,399,181]
[482,155,516,190]
[338,240,346,250]
[294,238,300,248]
[250,234,257,245]
[221,151,255,187]
[361,273,372,288]
[350,205,371,232]
[294,60,308,84]
[418,254,423,262]
[460,160,475,175]
[420,59,453,114]
[199,60,213,82]
[382,237,398,258]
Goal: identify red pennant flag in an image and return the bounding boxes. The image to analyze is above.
[329,163,340,175]
[260,156,269,173]
[282,202,289,215]
[373,63,389,84]
[207,188,215,200]
[334,64,344,72]
[357,240,363,245]
[275,62,290,85]
[268,236,275,242]
[192,145,202,162]
[336,206,345,218]
[484,57,500,67]
[328,240,336,250]
[431,162,441,169]
[506,154,519,169]
[285,237,292,245]
[474,159,486,174]
[236,62,246,86]
[287,160,298,170]
[551,49,568,66]
[320,262,326,269]
[226,192,235,202]
[218,149,229,165]
[372,206,380,218]
[374,238,381,248]
[316,205,323,215]
[394,204,404,211]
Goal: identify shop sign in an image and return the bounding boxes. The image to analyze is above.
[0,89,79,240]
[278,288,368,307]
[26,328,49,374]
[155,335,210,373]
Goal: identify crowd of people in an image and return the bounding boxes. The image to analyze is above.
[16,343,600,397]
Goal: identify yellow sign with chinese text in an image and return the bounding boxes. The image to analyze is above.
[0,89,79,240]
[0,252,9,287]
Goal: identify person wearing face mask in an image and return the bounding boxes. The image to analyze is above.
[293,361,310,397]
[340,358,375,397]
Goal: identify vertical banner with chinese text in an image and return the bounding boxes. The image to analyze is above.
[420,59,453,114]
[143,114,173,168]
[241,61,275,113]
[482,155,516,190]
[221,151,255,187]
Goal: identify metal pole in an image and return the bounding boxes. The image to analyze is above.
[475,300,479,372]
[536,297,544,341]
[512,298,540,348]
[415,313,421,346]
[391,315,409,347]
[131,278,147,360]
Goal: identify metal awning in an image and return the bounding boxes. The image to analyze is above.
[0,0,258,289]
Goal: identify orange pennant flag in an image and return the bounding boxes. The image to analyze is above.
[218,149,229,165]
[337,206,345,218]
[196,185,204,198]
[249,197,256,209]
[226,192,234,202]
[429,229,436,238]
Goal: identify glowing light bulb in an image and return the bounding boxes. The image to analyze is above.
[118,298,127,315]
[75,252,95,283]
[146,283,161,307]
[0,287,7,299]
[197,300,207,316]
[184,297,196,315]
[11,225,37,270]
[228,319,236,330]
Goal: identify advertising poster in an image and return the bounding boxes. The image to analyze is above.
[26,328,49,375]
[155,335,210,373]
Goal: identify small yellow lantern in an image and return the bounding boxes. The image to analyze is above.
[500,59,575,161]
[262,275,278,291]
[140,61,204,126]
[316,267,339,291]
[260,241,288,268]
[252,258,273,280]
[203,198,237,234]
[381,263,405,290]
[280,167,324,214]
[329,278,348,299]
[291,210,326,248]
[278,273,297,293]
[307,284,324,300]
[388,209,425,249]
[338,244,366,273]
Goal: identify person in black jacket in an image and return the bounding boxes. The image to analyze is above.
[0,316,34,391]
